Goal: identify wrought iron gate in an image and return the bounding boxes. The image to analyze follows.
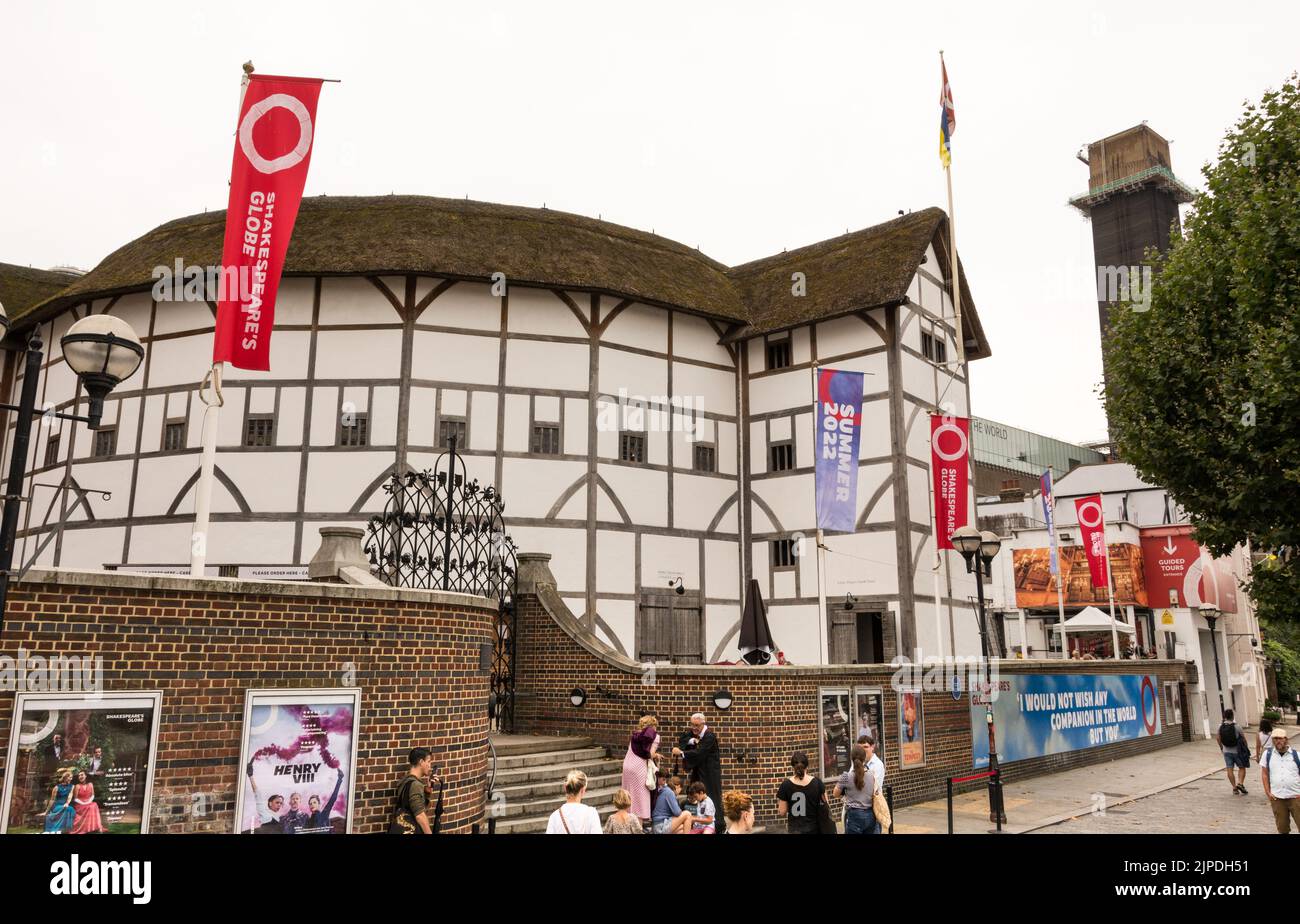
[363,436,519,732]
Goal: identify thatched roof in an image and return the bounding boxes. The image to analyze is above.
[0,263,81,321]
[13,196,989,356]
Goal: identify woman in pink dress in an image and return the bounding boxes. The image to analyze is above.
[70,770,106,834]
[620,715,660,825]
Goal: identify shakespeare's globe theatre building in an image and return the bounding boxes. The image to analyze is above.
[0,196,991,665]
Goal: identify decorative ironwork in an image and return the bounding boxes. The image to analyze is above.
[363,436,519,732]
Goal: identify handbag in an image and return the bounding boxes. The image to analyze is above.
[817,798,837,834]
[645,758,659,790]
[872,787,892,834]
[387,777,421,834]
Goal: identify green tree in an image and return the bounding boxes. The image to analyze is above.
[1104,75,1300,623]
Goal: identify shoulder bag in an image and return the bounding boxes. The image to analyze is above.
[387,776,421,835]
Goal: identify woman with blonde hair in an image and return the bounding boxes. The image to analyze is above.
[603,789,643,834]
[545,770,602,834]
[722,791,755,834]
[620,714,660,824]
[41,768,76,834]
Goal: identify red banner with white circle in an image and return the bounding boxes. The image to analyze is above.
[930,414,969,550]
[213,74,324,371]
[1074,493,1109,588]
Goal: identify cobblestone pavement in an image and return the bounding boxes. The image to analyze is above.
[1037,771,1284,834]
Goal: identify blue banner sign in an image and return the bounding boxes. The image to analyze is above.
[971,673,1162,768]
[814,368,864,533]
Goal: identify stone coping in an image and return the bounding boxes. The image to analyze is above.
[529,576,1191,678]
[14,567,497,611]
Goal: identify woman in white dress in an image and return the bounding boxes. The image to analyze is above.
[545,770,602,834]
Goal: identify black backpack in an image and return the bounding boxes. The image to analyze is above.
[1219,722,1239,747]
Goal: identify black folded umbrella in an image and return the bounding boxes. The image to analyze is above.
[738,578,776,665]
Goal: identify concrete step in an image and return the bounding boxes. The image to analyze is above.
[494,802,622,835]
[492,746,608,770]
[491,734,594,757]
[491,784,628,819]
[493,768,624,802]
[492,755,621,786]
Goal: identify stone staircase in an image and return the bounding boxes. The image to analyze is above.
[487,734,626,834]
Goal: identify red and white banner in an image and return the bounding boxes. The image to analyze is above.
[1139,526,1239,613]
[930,414,969,549]
[213,74,324,371]
[1074,494,1109,588]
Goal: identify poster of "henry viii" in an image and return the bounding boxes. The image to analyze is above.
[235,689,361,834]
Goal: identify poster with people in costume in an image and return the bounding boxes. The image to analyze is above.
[1,692,162,834]
[898,688,925,768]
[235,689,360,834]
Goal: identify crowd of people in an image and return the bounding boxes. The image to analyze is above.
[541,711,889,835]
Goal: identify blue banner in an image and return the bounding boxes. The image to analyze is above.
[814,368,864,533]
[971,673,1162,768]
[1040,469,1059,576]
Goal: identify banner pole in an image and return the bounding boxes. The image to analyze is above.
[928,453,944,660]
[191,364,223,576]
[1102,498,1121,659]
[811,362,828,664]
[191,63,250,578]
[1051,467,1067,658]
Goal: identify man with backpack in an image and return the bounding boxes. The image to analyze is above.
[1261,727,1300,833]
[1216,709,1250,795]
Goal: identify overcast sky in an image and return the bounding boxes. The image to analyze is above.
[4,1,1296,443]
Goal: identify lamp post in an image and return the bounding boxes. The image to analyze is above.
[953,524,1006,825]
[0,309,143,630]
[1200,603,1226,721]
[951,526,1002,659]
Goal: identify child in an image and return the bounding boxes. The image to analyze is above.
[603,788,643,834]
[650,774,692,834]
[685,781,716,834]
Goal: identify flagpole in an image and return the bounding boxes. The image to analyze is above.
[940,50,966,369]
[191,63,251,578]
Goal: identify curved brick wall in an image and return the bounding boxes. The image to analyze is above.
[0,569,495,833]
[512,554,1196,824]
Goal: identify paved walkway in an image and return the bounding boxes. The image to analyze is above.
[896,729,1290,834]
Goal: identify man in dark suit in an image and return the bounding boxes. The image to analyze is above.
[672,712,724,833]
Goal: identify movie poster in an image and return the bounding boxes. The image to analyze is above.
[235,689,361,834]
[898,688,925,768]
[819,689,852,778]
[1,692,162,834]
[853,688,885,766]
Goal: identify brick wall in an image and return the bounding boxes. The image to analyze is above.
[0,569,494,833]
[512,554,1196,825]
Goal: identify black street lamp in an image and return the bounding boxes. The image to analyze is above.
[1200,603,1227,721]
[951,526,1001,660]
[952,524,1006,826]
[0,309,143,629]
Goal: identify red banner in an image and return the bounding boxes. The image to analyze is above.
[1139,526,1239,613]
[214,74,324,371]
[1074,494,1109,588]
[930,414,969,550]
